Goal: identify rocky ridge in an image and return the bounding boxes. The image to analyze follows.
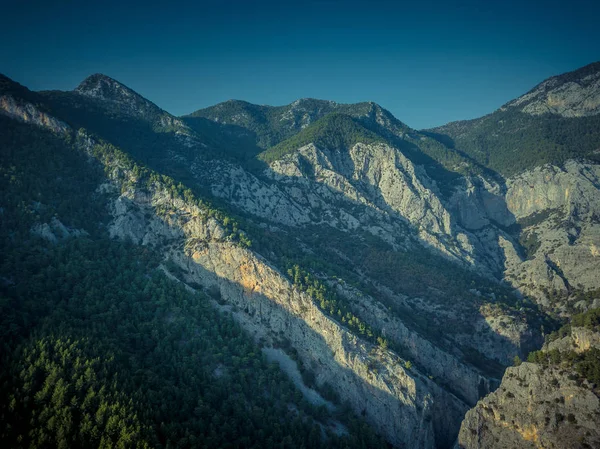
[94,130,470,448]
[505,62,600,117]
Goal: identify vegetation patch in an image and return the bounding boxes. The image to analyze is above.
[258,113,385,163]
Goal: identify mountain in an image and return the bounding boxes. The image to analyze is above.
[0,76,387,449]
[186,97,483,179]
[75,73,169,118]
[1,61,600,448]
[504,61,600,117]
[428,61,600,178]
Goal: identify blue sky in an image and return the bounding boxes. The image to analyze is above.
[1,0,598,129]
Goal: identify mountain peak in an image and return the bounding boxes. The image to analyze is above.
[0,73,38,100]
[505,61,600,117]
[75,73,139,103]
[72,73,178,126]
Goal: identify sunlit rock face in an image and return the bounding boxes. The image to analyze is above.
[457,329,600,449]
[0,94,70,133]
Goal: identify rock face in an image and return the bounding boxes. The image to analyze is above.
[506,62,600,117]
[546,326,600,354]
[0,94,69,133]
[503,161,600,311]
[505,161,600,220]
[194,139,520,277]
[457,362,600,449]
[458,327,600,449]
[195,132,600,314]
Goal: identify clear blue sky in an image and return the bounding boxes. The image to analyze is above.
[1,0,598,129]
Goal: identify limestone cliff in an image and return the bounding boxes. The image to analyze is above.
[503,161,600,312]
[457,362,600,449]
[457,326,600,449]
[184,139,540,366]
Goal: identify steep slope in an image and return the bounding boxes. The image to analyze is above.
[178,102,547,419]
[429,62,600,178]
[132,77,553,396]
[458,309,600,448]
[0,74,480,448]
[0,78,389,449]
[185,66,600,449]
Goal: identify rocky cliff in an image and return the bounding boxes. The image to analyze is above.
[99,135,473,448]
[457,325,600,449]
[503,161,600,312]
[458,361,600,449]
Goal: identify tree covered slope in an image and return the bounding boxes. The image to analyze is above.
[429,61,600,177]
[0,89,386,449]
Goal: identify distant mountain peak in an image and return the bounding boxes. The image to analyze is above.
[75,73,136,101]
[73,73,181,127]
[186,97,410,151]
[505,61,600,117]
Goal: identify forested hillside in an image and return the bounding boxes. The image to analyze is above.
[429,110,600,177]
[430,62,600,177]
[0,116,386,449]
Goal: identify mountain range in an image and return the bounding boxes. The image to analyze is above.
[1,61,600,448]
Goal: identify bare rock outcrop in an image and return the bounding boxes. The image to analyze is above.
[458,362,600,449]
